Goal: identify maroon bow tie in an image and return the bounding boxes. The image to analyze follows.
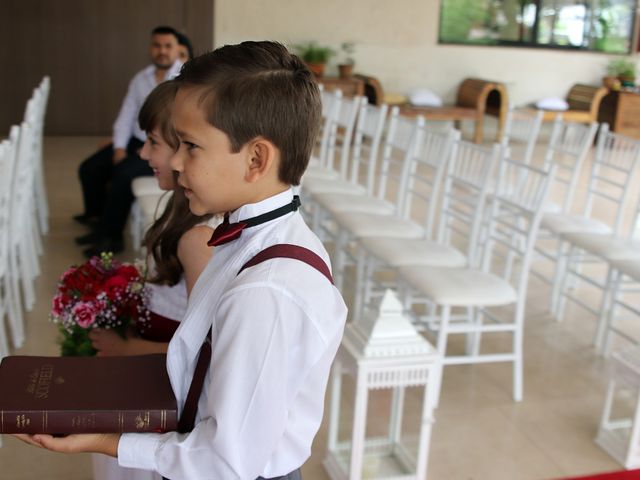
[207,214,247,247]
[207,196,301,247]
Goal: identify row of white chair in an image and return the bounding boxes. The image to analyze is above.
[304,88,640,401]
[301,89,560,401]
[0,76,51,360]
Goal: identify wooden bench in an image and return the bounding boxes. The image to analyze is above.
[350,76,508,144]
[400,78,508,144]
[534,84,608,123]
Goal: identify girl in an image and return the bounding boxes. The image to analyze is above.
[89,79,218,479]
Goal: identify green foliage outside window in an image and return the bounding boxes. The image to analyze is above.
[439,0,637,54]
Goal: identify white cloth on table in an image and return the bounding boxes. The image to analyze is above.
[535,97,569,111]
[118,188,348,479]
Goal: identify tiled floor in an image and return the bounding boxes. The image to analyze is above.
[0,135,635,479]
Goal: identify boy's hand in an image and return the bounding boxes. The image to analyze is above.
[12,433,120,457]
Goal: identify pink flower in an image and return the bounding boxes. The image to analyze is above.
[51,294,67,317]
[72,302,98,329]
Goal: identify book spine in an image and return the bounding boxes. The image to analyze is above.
[0,409,177,434]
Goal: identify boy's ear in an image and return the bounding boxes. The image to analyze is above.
[245,137,279,183]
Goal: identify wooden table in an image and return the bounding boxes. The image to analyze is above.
[598,90,640,140]
[317,76,365,97]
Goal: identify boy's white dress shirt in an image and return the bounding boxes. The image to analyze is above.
[112,60,183,150]
[118,189,348,479]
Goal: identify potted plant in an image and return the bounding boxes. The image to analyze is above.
[294,41,335,77]
[606,57,637,88]
[338,41,356,78]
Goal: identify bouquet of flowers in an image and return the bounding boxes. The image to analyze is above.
[50,252,150,356]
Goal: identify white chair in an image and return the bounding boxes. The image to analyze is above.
[550,127,640,328]
[313,107,400,225]
[356,140,499,318]
[398,158,556,402]
[9,120,41,311]
[0,140,14,358]
[305,89,343,178]
[330,115,426,290]
[134,192,173,251]
[596,345,640,469]
[502,107,543,165]
[2,126,26,349]
[599,258,640,356]
[27,77,51,235]
[130,177,164,250]
[528,117,598,312]
[309,101,390,236]
[301,94,364,193]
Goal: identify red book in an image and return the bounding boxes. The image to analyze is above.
[0,354,177,434]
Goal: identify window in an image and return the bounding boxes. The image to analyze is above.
[439,0,638,54]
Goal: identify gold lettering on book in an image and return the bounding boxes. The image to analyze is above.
[71,414,96,429]
[135,412,150,430]
[25,364,55,399]
[16,415,30,429]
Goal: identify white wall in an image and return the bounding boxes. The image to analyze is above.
[214,0,639,106]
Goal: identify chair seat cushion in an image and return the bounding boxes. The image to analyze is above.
[333,211,424,239]
[398,266,517,306]
[360,237,467,267]
[132,176,162,197]
[541,213,612,235]
[138,193,169,224]
[561,232,640,260]
[303,177,366,195]
[609,258,640,281]
[315,193,395,215]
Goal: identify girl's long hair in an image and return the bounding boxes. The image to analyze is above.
[138,80,212,285]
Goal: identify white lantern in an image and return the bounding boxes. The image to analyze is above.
[324,290,440,480]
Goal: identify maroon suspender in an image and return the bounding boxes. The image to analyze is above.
[176,244,333,434]
[237,244,333,284]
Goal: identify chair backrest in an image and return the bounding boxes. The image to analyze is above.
[400,127,459,239]
[10,120,36,238]
[579,123,640,235]
[437,140,501,267]
[0,126,20,276]
[326,94,363,179]
[543,116,598,212]
[348,100,389,194]
[316,89,343,170]
[480,158,556,299]
[502,107,543,165]
[375,109,423,210]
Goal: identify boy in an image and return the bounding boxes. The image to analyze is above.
[16,41,347,480]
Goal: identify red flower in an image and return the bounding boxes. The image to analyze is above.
[117,265,140,281]
[104,274,129,300]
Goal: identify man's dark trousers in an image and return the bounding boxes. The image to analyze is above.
[78,137,151,241]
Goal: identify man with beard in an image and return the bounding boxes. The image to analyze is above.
[74,26,182,256]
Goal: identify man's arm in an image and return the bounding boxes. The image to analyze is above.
[112,74,140,163]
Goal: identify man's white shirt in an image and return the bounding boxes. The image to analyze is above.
[112,60,182,150]
[118,189,348,479]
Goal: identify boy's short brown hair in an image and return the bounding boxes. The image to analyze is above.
[138,80,180,149]
[175,41,321,185]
